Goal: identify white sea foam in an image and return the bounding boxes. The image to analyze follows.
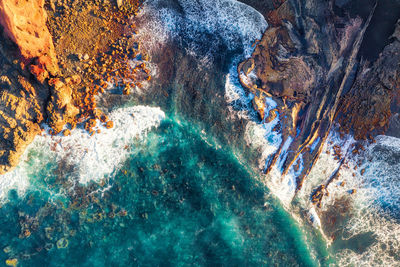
[333,135,400,266]
[244,121,280,169]
[0,165,31,202]
[291,129,400,266]
[139,0,267,59]
[139,1,400,264]
[0,106,165,202]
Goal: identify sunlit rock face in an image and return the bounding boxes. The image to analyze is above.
[0,0,58,75]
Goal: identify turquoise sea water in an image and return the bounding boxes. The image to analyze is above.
[0,0,350,265]
[0,116,324,266]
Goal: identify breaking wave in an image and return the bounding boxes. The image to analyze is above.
[212,2,400,265]
[0,106,165,202]
[136,0,267,60]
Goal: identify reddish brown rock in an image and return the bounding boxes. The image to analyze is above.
[0,69,46,174]
[0,0,59,76]
[46,78,79,133]
[0,0,147,174]
[105,121,114,129]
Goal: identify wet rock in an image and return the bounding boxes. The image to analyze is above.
[238,0,400,190]
[44,243,54,251]
[3,246,11,254]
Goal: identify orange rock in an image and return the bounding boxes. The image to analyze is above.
[0,0,59,75]
[29,64,49,83]
[105,120,114,129]
[24,229,31,238]
[100,114,108,123]
[63,129,71,136]
[70,75,82,85]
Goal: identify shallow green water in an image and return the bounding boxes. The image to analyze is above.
[0,117,319,266]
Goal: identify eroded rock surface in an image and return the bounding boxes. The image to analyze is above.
[0,43,47,173]
[0,0,147,174]
[238,0,400,189]
[0,0,59,77]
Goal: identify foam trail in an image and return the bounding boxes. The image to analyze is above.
[288,129,400,266]
[39,106,165,184]
[334,135,400,266]
[208,1,400,264]
[137,0,267,58]
[0,106,165,202]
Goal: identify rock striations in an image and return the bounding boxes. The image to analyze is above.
[238,0,400,190]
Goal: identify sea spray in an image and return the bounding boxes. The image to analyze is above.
[0,106,165,202]
[0,0,351,265]
[137,0,267,60]
[139,0,400,265]
[283,128,400,266]
[0,115,320,266]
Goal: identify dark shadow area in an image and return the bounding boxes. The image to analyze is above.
[337,0,400,61]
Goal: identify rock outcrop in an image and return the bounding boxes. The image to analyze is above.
[238,0,400,189]
[0,48,47,174]
[0,0,147,174]
[0,0,59,79]
[46,78,80,133]
[338,19,400,139]
[0,0,77,173]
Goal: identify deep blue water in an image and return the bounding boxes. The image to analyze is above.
[0,117,320,266]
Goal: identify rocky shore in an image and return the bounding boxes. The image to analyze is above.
[0,0,149,174]
[238,0,400,191]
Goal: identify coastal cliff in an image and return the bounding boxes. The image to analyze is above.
[0,0,52,174]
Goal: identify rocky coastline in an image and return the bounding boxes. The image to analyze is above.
[0,0,149,174]
[0,0,398,221]
[238,0,400,193]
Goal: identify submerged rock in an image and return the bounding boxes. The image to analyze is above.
[5,258,17,267]
[56,237,69,249]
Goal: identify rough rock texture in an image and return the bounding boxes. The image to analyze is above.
[0,39,47,174]
[0,0,79,173]
[238,0,400,189]
[0,0,146,174]
[46,78,79,133]
[338,19,400,139]
[0,0,59,77]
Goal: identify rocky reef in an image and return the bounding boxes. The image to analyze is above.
[238,0,400,191]
[0,0,148,174]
